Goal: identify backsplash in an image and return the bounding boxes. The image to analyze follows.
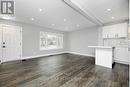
[103,39,129,48]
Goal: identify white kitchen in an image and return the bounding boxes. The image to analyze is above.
[89,22,129,68]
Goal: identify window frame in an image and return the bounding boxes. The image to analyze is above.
[40,31,63,50]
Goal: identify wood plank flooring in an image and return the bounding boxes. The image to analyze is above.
[0,53,129,87]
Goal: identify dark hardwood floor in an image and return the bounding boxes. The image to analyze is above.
[0,53,129,87]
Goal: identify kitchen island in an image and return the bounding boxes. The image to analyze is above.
[88,46,115,68]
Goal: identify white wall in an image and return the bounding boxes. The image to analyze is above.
[98,27,103,46]
[1,19,128,63]
[0,20,68,59]
[22,23,68,58]
[68,27,99,56]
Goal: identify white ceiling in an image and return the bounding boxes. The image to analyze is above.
[0,0,129,31]
[70,0,129,24]
[14,0,96,31]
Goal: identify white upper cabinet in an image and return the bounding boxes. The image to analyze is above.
[103,23,128,38]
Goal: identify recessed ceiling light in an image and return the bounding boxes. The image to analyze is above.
[39,8,43,12]
[52,24,55,26]
[77,24,80,27]
[31,18,34,21]
[65,27,69,30]
[64,19,67,22]
[111,17,115,19]
[1,16,15,20]
[107,9,111,11]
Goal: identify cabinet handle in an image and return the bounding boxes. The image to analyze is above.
[117,34,118,38]
[115,34,118,38]
[107,35,109,38]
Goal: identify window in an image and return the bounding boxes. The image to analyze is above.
[40,32,63,50]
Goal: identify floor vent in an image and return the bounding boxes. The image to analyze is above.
[22,59,26,61]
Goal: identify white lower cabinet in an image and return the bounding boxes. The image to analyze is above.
[115,47,129,64]
[96,48,113,68]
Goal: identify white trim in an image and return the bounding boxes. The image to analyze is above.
[68,52,129,65]
[22,51,95,61]
[1,52,67,63]
[68,51,95,57]
[20,27,22,61]
[63,0,103,26]
[1,51,129,65]
[22,52,67,60]
[2,58,21,63]
[114,60,129,65]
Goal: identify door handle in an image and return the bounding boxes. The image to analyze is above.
[3,42,5,44]
[2,42,6,48]
[3,46,6,48]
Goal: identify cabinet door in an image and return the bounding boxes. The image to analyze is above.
[108,26,116,38]
[115,23,127,38]
[103,26,115,38]
[115,47,129,64]
[103,23,128,38]
[103,27,108,38]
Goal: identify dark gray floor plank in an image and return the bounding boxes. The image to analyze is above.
[0,53,129,87]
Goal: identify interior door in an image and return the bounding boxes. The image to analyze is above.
[2,25,22,62]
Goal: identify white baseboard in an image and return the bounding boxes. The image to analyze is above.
[22,51,95,60]
[1,51,128,65]
[114,60,129,65]
[22,52,67,60]
[1,52,67,63]
[68,52,129,65]
[68,51,95,57]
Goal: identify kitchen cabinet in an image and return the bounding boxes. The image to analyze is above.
[88,46,114,68]
[103,23,128,38]
[115,47,129,64]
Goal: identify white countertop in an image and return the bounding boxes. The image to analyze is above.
[88,46,114,49]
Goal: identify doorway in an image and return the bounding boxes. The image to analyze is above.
[0,24,22,63]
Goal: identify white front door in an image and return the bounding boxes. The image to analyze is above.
[1,25,22,62]
[0,25,2,63]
